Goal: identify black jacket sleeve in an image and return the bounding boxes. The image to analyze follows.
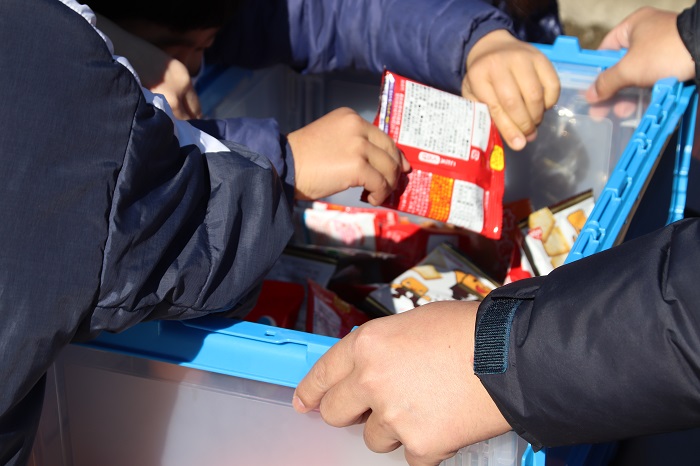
[678,2,700,84]
[474,219,700,449]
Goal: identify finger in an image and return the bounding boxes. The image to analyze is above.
[516,63,548,129]
[362,411,403,453]
[365,142,405,188]
[597,25,629,51]
[492,70,539,137]
[470,78,528,151]
[586,61,630,103]
[316,377,372,427]
[360,144,406,205]
[366,125,410,172]
[184,86,203,119]
[613,99,637,118]
[534,56,561,110]
[293,332,358,413]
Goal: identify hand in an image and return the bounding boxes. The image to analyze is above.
[293,301,511,466]
[96,14,202,120]
[287,107,410,204]
[462,29,560,151]
[147,58,203,120]
[586,7,695,104]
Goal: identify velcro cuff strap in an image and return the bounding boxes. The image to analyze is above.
[474,298,521,375]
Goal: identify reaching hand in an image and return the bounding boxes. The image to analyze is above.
[147,58,203,120]
[586,7,695,104]
[287,107,410,204]
[293,301,511,466]
[462,30,560,151]
[96,13,202,120]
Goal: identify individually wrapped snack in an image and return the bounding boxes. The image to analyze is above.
[306,280,370,338]
[244,280,305,329]
[522,190,594,276]
[365,242,500,315]
[294,201,402,251]
[365,70,505,239]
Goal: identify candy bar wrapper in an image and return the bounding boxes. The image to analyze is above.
[306,280,370,338]
[366,70,505,239]
[366,242,500,315]
[522,190,594,276]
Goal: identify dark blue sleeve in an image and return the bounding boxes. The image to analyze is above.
[206,0,520,94]
[474,219,700,449]
[188,117,296,204]
[0,1,295,464]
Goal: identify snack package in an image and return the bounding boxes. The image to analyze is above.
[366,242,500,315]
[244,280,305,329]
[522,190,594,276]
[264,247,339,330]
[295,201,464,270]
[366,70,505,239]
[306,280,370,338]
[294,201,402,251]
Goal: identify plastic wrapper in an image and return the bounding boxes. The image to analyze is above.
[306,280,370,338]
[365,242,500,315]
[365,70,505,239]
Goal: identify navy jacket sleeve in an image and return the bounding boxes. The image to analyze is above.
[474,219,700,449]
[205,0,519,94]
[187,117,296,203]
[0,1,294,464]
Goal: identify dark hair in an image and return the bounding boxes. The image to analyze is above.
[84,0,246,32]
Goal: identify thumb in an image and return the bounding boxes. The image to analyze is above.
[586,62,628,103]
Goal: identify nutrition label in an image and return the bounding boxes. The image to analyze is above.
[447,180,485,231]
[398,81,474,160]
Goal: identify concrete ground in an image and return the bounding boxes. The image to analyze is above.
[559,0,695,48]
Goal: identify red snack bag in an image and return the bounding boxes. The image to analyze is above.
[306,280,370,338]
[367,70,505,239]
[245,280,306,329]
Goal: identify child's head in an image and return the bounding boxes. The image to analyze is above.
[86,0,244,76]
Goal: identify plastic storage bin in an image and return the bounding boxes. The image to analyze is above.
[31,320,521,466]
[31,36,696,466]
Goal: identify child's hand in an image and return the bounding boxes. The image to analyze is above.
[462,30,560,151]
[287,108,410,204]
[586,7,694,104]
[96,13,202,120]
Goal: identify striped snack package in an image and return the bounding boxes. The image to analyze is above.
[366,70,505,240]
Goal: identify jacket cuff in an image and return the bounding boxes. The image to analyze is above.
[474,279,545,448]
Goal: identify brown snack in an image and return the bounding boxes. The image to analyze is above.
[567,209,587,234]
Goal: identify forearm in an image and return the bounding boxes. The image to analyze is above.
[474,219,700,448]
[188,117,296,204]
[206,0,514,94]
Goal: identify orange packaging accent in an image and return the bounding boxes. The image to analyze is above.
[367,70,505,239]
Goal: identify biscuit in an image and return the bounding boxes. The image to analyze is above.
[567,209,587,234]
[413,264,442,280]
[543,226,570,257]
[550,253,569,268]
[528,207,555,242]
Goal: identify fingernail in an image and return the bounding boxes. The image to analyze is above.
[512,136,526,151]
[292,395,307,412]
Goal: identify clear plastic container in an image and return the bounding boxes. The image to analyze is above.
[31,342,522,466]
